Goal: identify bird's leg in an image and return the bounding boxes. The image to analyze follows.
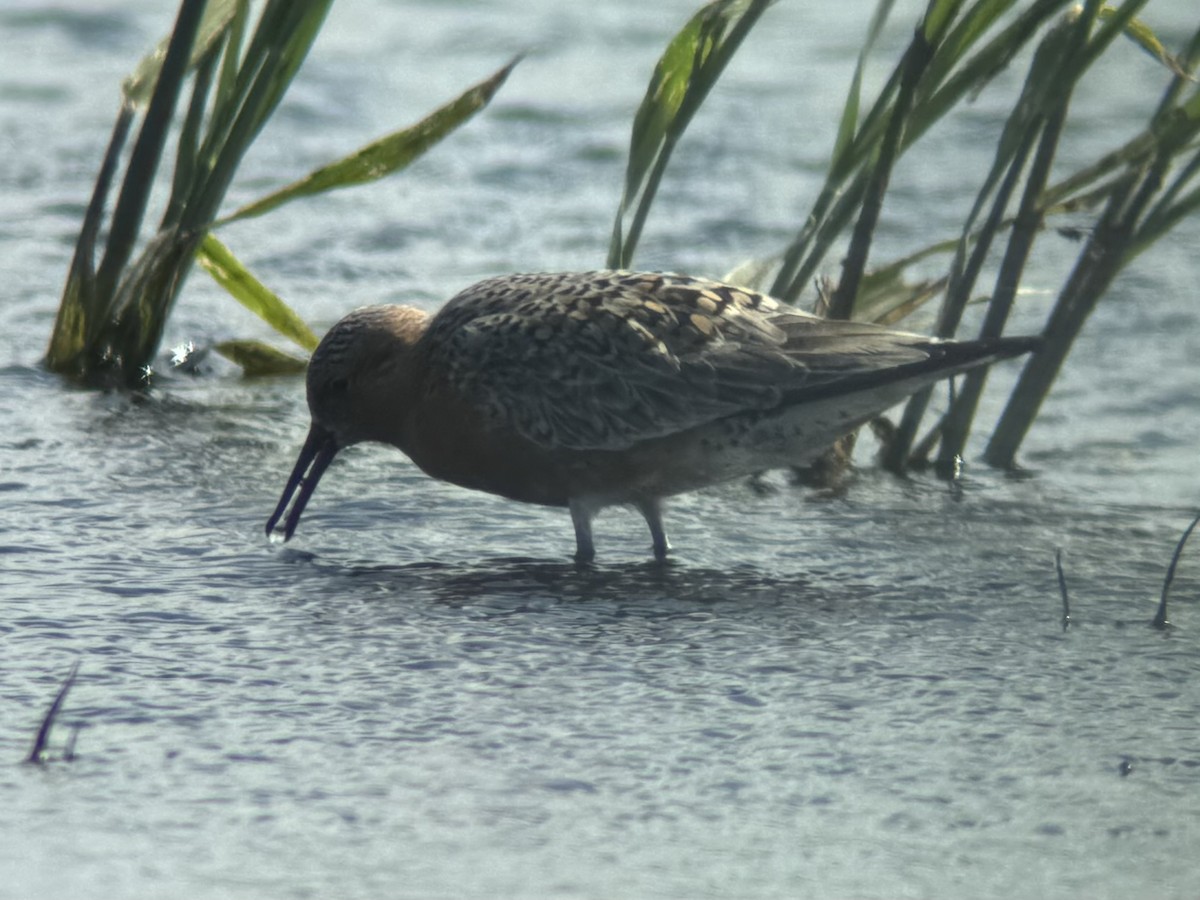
[636,498,671,561]
[569,498,596,563]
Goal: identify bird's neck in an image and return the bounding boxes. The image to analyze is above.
[357,307,433,450]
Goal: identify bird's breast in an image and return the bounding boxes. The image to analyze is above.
[395,391,827,509]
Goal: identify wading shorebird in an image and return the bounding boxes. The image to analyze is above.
[266,271,1037,562]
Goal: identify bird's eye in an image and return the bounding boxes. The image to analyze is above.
[328,376,349,394]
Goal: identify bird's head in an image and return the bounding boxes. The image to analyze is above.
[265,305,430,542]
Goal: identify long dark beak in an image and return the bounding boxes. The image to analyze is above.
[265,424,340,541]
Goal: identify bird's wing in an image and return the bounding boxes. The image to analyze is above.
[424,271,937,451]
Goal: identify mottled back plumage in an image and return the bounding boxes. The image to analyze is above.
[424,271,933,451]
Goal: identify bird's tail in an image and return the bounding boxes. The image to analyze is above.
[784,333,1040,407]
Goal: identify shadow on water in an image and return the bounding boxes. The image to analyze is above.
[262,480,1200,642]
[272,547,855,616]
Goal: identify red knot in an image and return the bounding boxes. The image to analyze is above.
[265,271,1037,561]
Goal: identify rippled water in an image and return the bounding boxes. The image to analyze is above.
[3,2,1200,898]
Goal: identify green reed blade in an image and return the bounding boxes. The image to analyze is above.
[772,0,1072,304]
[189,1,334,226]
[608,0,774,269]
[122,0,239,109]
[45,105,134,372]
[91,0,208,336]
[218,56,520,225]
[197,234,319,352]
[214,340,309,376]
[832,0,898,171]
